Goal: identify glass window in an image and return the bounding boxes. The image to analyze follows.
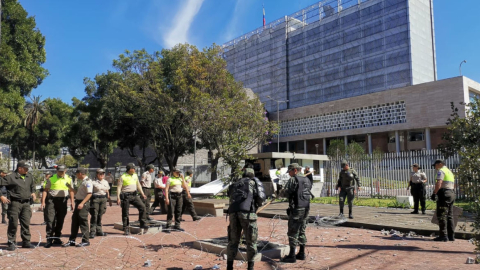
[408,131,424,142]
[469,91,479,103]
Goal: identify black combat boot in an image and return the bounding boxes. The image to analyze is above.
[339,208,344,217]
[226,260,234,270]
[2,214,6,224]
[296,245,306,260]
[247,261,254,270]
[348,209,353,219]
[282,246,297,263]
[123,228,130,236]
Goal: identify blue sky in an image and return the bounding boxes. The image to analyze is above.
[19,0,480,104]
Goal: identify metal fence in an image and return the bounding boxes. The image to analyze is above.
[322,150,465,199]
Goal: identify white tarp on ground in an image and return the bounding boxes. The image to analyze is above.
[190,179,230,196]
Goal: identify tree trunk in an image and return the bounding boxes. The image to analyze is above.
[210,155,220,182]
[41,156,48,169]
[32,134,36,169]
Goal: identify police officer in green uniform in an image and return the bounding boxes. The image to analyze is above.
[430,160,456,241]
[0,168,8,224]
[337,161,360,219]
[226,166,266,270]
[140,164,154,221]
[90,168,111,238]
[116,163,148,235]
[181,169,200,221]
[0,161,36,251]
[42,165,74,248]
[281,163,311,263]
[165,167,191,231]
[64,167,92,247]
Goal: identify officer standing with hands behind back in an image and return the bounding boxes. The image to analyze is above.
[90,168,111,239]
[430,159,456,242]
[0,161,36,251]
[281,163,312,263]
[117,163,148,235]
[140,164,154,221]
[337,161,361,219]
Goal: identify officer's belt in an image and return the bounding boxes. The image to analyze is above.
[122,192,137,197]
[170,192,182,197]
[11,198,30,203]
[439,188,454,191]
[92,194,107,199]
[75,199,86,203]
[142,187,151,189]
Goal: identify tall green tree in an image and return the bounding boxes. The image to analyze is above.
[35,98,73,168]
[439,100,480,253]
[0,0,48,139]
[24,95,45,168]
[63,97,116,168]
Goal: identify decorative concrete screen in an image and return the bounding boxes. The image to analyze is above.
[223,0,435,113]
[280,101,406,137]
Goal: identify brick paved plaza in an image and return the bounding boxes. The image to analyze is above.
[0,202,476,269]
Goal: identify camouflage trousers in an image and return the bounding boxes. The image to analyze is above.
[339,188,355,212]
[227,212,258,262]
[287,207,309,249]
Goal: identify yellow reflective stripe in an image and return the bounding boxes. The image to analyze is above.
[169,177,182,187]
[50,174,72,190]
[440,167,454,182]
[122,173,138,186]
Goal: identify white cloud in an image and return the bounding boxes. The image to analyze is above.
[163,0,205,48]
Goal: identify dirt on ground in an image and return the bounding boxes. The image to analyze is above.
[0,205,477,269]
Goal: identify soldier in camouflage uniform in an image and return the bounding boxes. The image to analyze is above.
[226,166,266,270]
[281,163,312,263]
[337,161,361,219]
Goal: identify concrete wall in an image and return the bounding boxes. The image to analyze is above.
[272,77,474,142]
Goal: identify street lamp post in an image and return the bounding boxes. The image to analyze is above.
[459,60,467,76]
[267,96,289,152]
[62,149,68,166]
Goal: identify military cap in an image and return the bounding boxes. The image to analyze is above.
[287,163,301,171]
[172,167,181,172]
[17,160,30,169]
[96,168,105,174]
[146,164,155,170]
[0,168,6,173]
[76,167,87,174]
[432,159,444,167]
[44,171,52,176]
[126,163,136,171]
[412,163,419,168]
[158,170,164,175]
[57,165,67,172]
[340,160,349,168]
[186,169,193,175]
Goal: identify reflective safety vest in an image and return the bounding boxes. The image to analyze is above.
[440,167,454,182]
[185,176,192,187]
[49,174,72,191]
[169,176,183,187]
[122,173,138,186]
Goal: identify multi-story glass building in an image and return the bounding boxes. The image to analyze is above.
[223,0,480,155]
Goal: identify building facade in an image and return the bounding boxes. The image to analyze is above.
[223,0,436,112]
[222,0,480,154]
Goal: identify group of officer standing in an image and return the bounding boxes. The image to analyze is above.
[0,157,458,267]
